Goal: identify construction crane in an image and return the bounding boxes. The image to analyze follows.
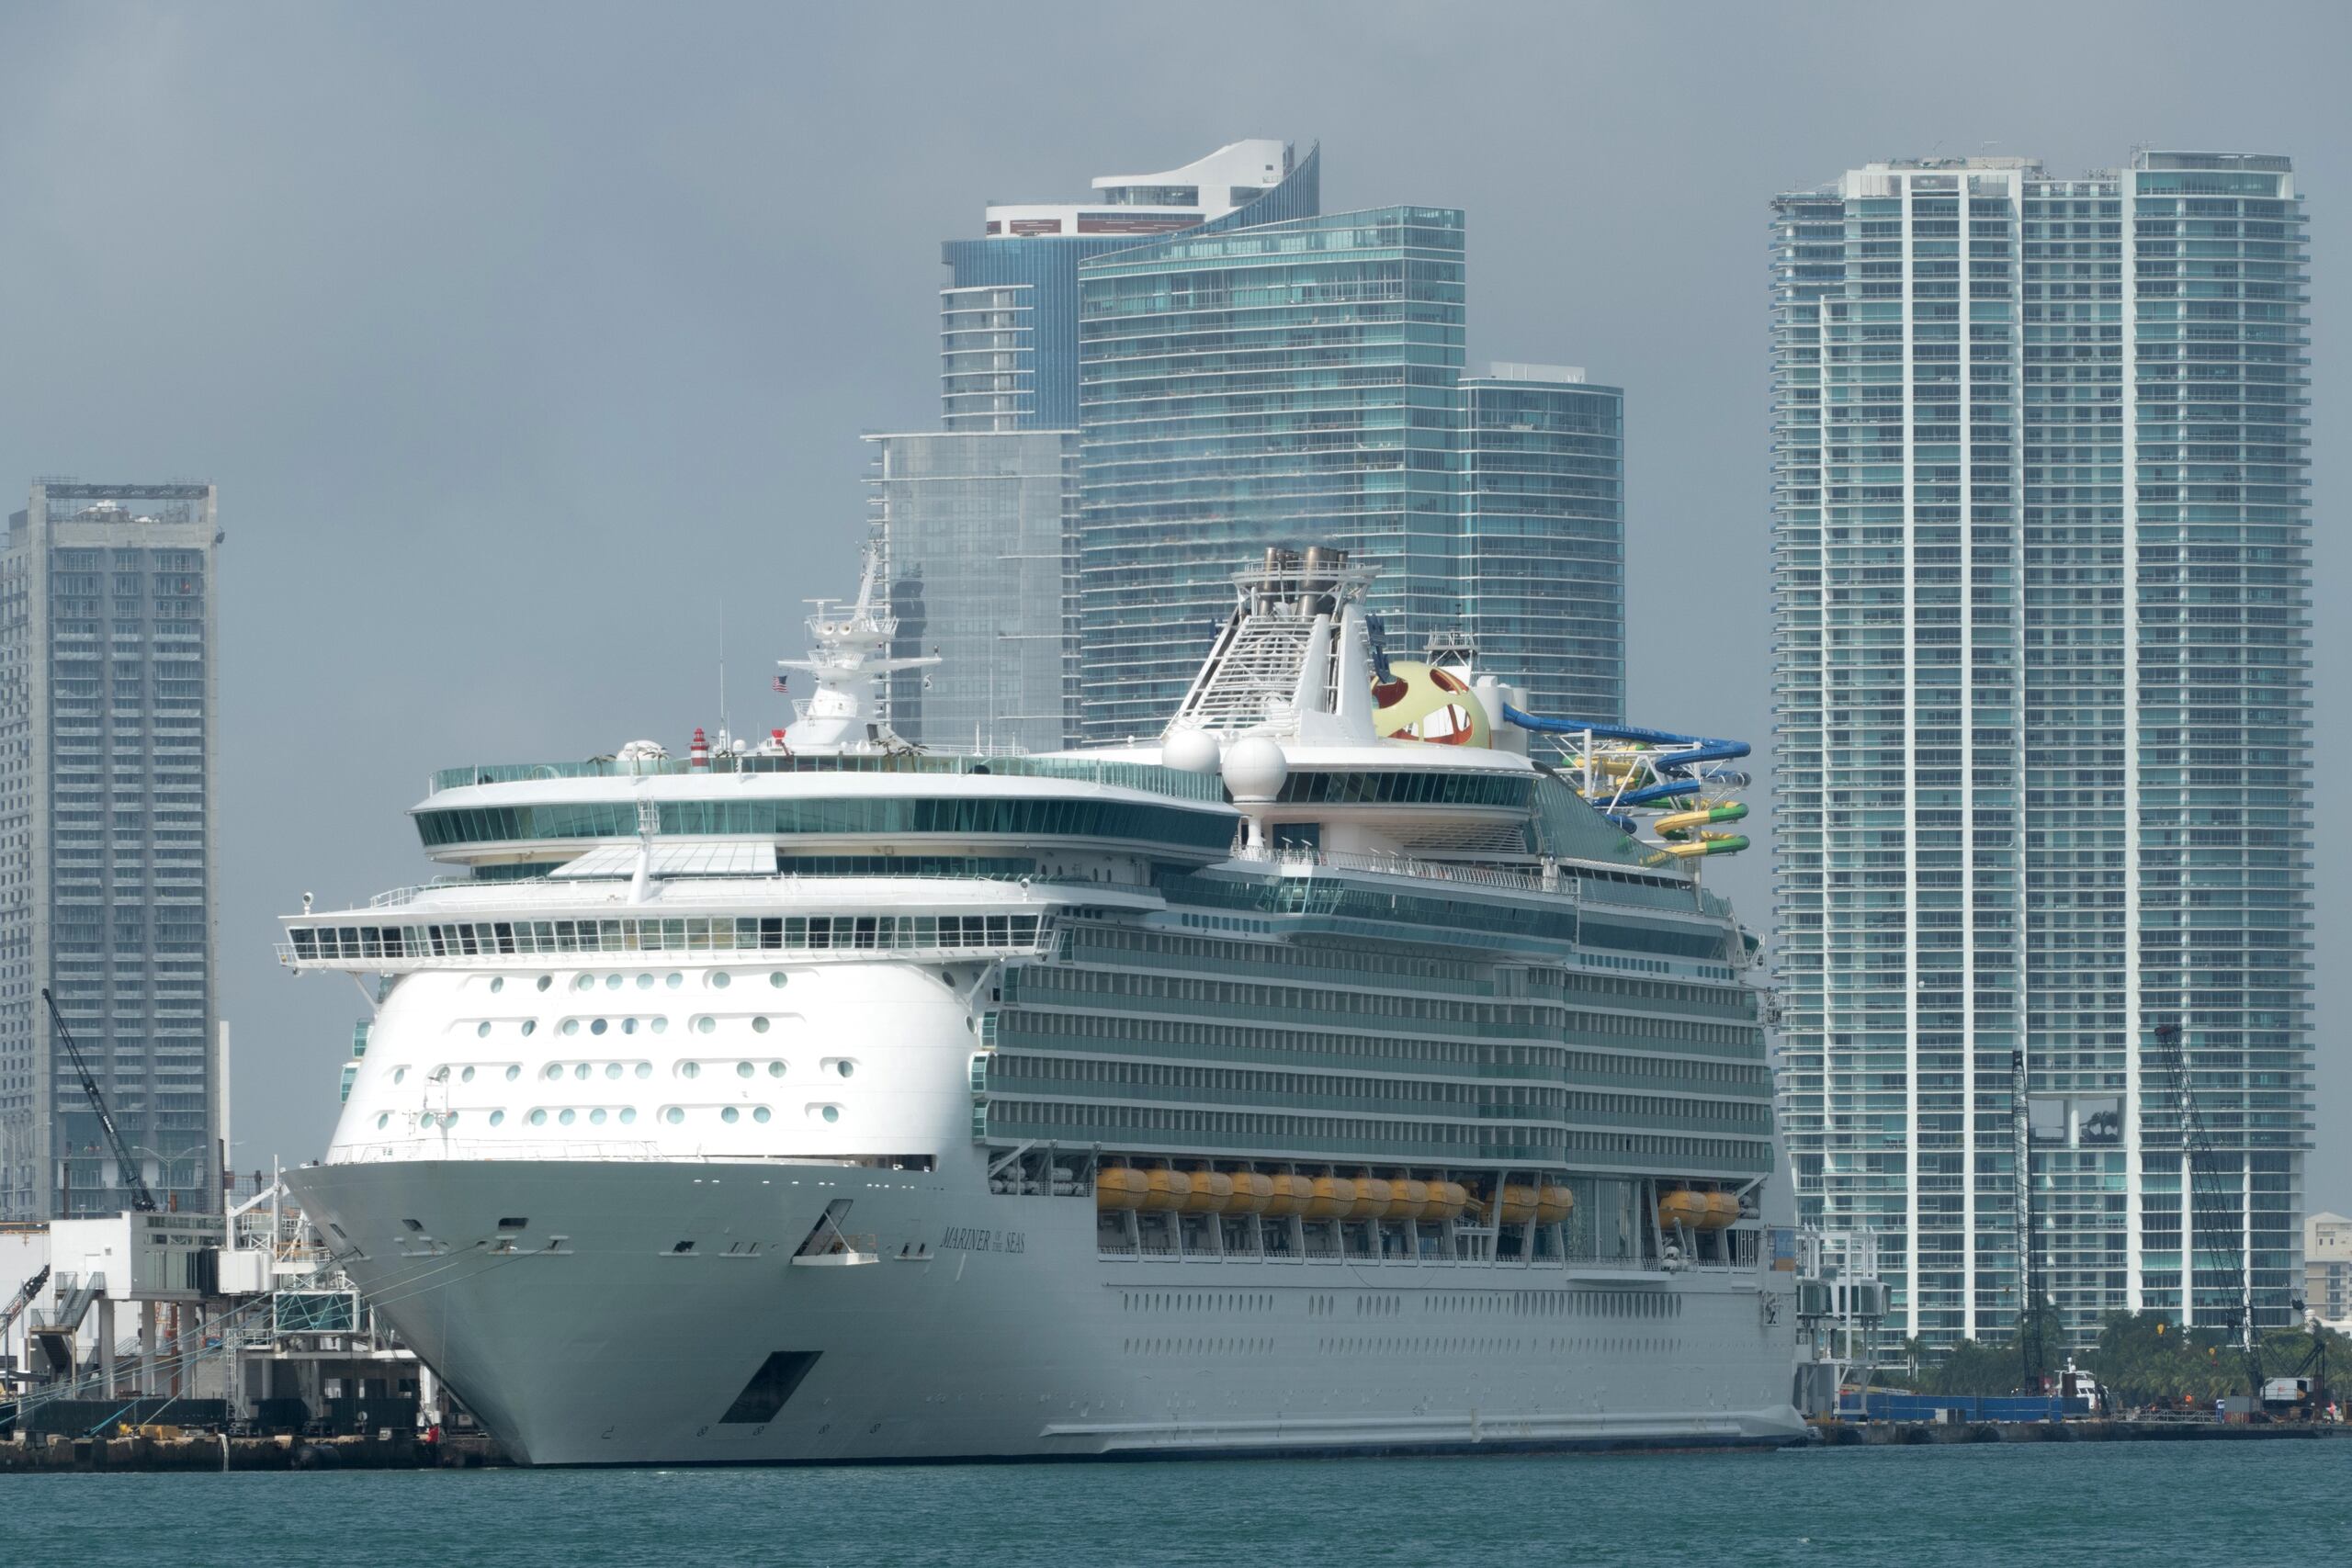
[0,1264,50,1344]
[40,987,157,1213]
[2148,1019,2261,1401]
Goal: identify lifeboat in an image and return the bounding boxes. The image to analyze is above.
[1183,1167,1234,1214]
[1226,1170,1274,1215]
[1535,1183,1575,1225]
[1347,1177,1392,1221]
[1496,1184,1542,1225]
[1385,1179,1430,1221]
[1136,1168,1192,1213]
[1095,1166,1145,1211]
[1703,1190,1742,1230]
[1262,1172,1311,1219]
[1422,1180,1470,1223]
[1303,1176,1356,1221]
[1657,1189,1711,1231]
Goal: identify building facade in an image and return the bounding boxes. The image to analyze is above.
[865,430,1080,754]
[2309,1212,2352,1331]
[1075,207,1469,743]
[1770,152,2312,1348]
[1,480,221,1217]
[1460,365,1626,724]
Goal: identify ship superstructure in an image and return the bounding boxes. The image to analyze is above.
[281,547,1804,1463]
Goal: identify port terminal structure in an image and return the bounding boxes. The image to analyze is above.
[1502,705,1753,868]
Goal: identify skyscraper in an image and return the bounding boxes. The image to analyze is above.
[1461,365,1626,724]
[1,480,222,1216]
[881,141,1319,750]
[1770,152,2312,1348]
[866,429,1078,753]
[1075,207,1469,742]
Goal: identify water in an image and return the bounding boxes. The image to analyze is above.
[14,1442,2348,1567]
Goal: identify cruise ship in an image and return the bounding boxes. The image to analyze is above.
[281,547,1807,1463]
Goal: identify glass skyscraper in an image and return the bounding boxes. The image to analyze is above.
[866,430,1079,753]
[1,480,222,1216]
[1770,153,2312,1348]
[1461,365,1626,724]
[1075,208,1469,742]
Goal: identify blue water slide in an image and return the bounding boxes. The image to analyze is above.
[1500,705,1751,774]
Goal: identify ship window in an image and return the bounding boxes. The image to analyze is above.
[489,1111,505,1126]
[591,1019,608,1036]
[697,1018,717,1034]
[737,1062,754,1078]
[391,1067,406,1085]
[752,1017,770,1034]
[753,1107,772,1123]
[622,1018,638,1035]
[528,1109,548,1125]
[767,1061,786,1077]
[722,1107,741,1124]
[770,972,788,988]
[573,975,592,992]
[573,1064,591,1080]
[835,1061,855,1079]
[461,1066,476,1083]
[521,1020,537,1037]
[561,1019,580,1036]
[476,1021,492,1038]
[560,1109,577,1125]
[375,1113,388,1130]
[638,973,654,989]
[489,977,504,994]
[710,972,732,990]
[637,1063,653,1078]
[820,1106,840,1123]
[543,1064,561,1080]
[664,1107,684,1124]
[504,1065,521,1081]
[620,1108,638,1124]
[605,974,623,991]
[673,1241,694,1254]
[667,973,684,988]
[537,976,552,992]
[652,1018,670,1034]
[679,1062,701,1079]
[590,1109,607,1125]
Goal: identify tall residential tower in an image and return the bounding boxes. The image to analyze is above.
[1770,153,2311,1348]
[1,480,222,1216]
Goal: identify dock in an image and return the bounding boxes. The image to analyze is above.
[0,1429,507,1472]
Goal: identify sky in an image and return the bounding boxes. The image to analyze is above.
[0,1,2344,1204]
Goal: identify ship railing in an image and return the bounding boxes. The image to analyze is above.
[278,933,1055,974]
[336,1137,667,1163]
[1247,845,1557,896]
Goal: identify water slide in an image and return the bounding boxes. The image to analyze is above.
[1501,704,1752,862]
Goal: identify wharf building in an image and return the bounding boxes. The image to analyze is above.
[873,141,1318,753]
[0,481,222,1217]
[1769,152,2312,1349]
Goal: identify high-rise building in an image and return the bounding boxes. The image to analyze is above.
[1075,207,1469,742]
[865,429,1079,753]
[1,480,222,1216]
[1460,365,1626,724]
[940,140,1319,432]
[1769,152,2312,1348]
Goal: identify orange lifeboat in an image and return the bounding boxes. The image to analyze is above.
[1702,1190,1742,1231]
[1095,1166,1145,1211]
[1348,1177,1391,1221]
[1385,1179,1430,1221]
[1657,1190,1711,1231]
[1422,1181,1470,1222]
[1303,1176,1356,1221]
[1261,1172,1311,1219]
[1496,1184,1542,1225]
[1136,1168,1192,1213]
[1535,1184,1575,1225]
[1226,1171,1274,1215]
[1182,1167,1234,1215]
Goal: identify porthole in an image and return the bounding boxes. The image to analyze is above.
[528,1109,548,1126]
[769,972,787,989]
[664,1107,684,1125]
[536,976,553,992]
[623,1018,639,1036]
[637,973,654,990]
[766,1061,786,1078]
[504,1065,521,1082]
[651,1018,670,1034]
[521,1020,537,1037]
[619,1107,638,1125]
[591,1019,608,1036]
[573,975,593,992]
[635,1063,652,1079]
[543,1065,562,1080]
[605,975,623,991]
[835,1060,855,1079]
[419,1112,435,1130]
[722,1107,741,1124]
[696,1018,716,1034]
[605,1063,623,1079]
[590,1108,608,1125]
[821,1105,840,1123]
[679,1062,701,1079]
[736,1062,754,1078]
[561,1020,580,1036]
[461,1066,476,1083]
[443,1112,459,1128]
[476,1021,492,1038]
[752,1106,772,1124]
[666,973,683,989]
[710,972,731,990]
[375,1112,389,1130]
[489,977,504,994]
[489,1110,505,1127]
[573,1064,591,1080]
[752,1016,771,1034]
[392,1067,406,1085]
[560,1109,577,1125]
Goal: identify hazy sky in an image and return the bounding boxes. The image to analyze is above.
[2,2,2343,1203]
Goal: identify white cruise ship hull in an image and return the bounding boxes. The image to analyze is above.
[289,1158,1806,1465]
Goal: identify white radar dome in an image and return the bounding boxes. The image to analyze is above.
[1159,728,1222,775]
[1221,736,1290,804]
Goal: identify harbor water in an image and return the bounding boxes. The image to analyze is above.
[11,1441,2348,1567]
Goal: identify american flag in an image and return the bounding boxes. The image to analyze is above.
[771,675,789,694]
